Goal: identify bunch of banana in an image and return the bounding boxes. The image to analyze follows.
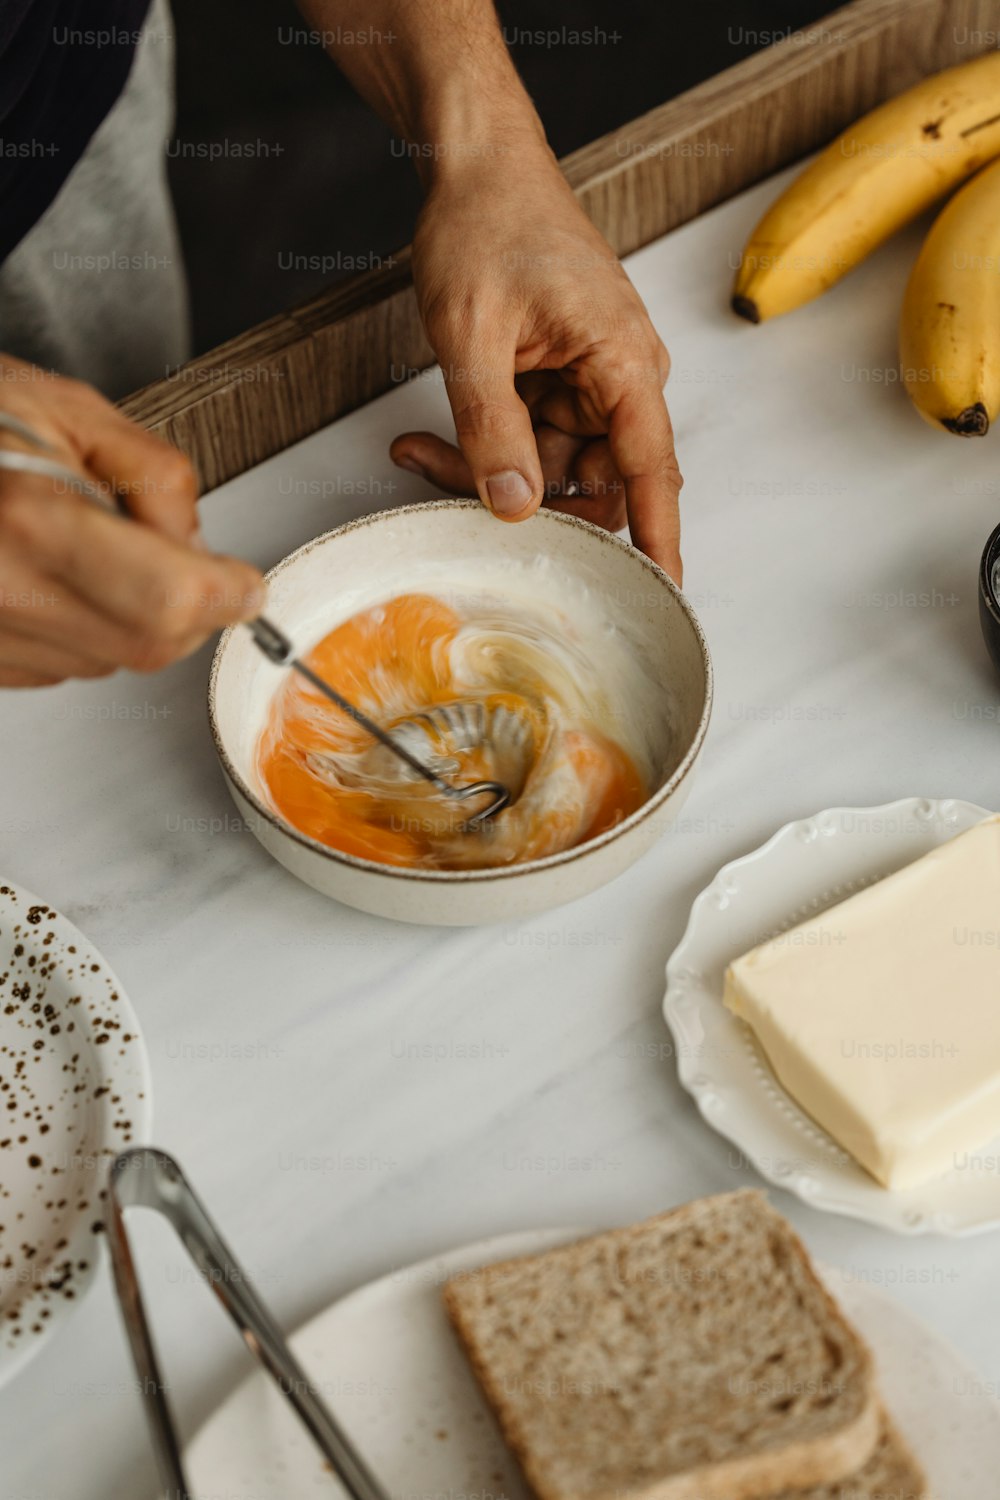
[732,51,1000,324]
[900,158,1000,436]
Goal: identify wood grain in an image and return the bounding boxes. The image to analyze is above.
[565,0,1000,254]
[120,0,1000,491]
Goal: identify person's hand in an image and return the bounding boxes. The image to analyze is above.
[0,355,264,686]
[390,147,683,583]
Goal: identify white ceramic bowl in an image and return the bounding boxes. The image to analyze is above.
[208,501,712,925]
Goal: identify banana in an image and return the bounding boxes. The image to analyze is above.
[733,52,1000,323]
[900,157,1000,435]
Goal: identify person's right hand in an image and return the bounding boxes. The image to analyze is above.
[0,355,264,687]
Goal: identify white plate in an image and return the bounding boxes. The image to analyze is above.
[0,880,152,1386]
[663,797,998,1237]
[185,1226,1000,1499]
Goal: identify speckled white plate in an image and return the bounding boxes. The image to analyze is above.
[183,1226,999,1499]
[663,797,998,1237]
[0,880,152,1386]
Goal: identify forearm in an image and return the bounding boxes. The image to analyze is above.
[294,0,549,184]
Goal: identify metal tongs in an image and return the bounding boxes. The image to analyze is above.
[106,1147,392,1500]
[0,413,509,822]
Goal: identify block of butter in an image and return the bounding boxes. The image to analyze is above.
[724,814,1000,1191]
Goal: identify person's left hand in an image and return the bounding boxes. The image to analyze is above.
[390,144,683,584]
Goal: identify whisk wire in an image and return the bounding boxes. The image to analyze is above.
[248,616,510,823]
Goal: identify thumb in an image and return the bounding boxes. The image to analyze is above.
[441,336,543,521]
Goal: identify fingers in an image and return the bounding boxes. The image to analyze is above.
[524,376,605,439]
[390,430,476,495]
[89,418,200,545]
[80,398,200,544]
[0,560,142,664]
[0,666,61,688]
[0,483,264,676]
[607,381,684,586]
[0,357,250,686]
[433,325,544,521]
[58,510,262,655]
[533,424,587,496]
[8,368,202,545]
[393,336,682,578]
[391,422,624,537]
[0,630,114,683]
[391,421,590,513]
[549,438,627,533]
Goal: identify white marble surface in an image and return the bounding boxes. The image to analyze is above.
[4,164,1000,1498]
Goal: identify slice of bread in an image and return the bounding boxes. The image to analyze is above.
[772,1411,928,1499]
[443,1191,880,1500]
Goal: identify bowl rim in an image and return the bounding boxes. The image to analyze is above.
[207,500,713,884]
[980,520,1000,629]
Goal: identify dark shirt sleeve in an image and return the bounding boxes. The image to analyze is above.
[0,0,154,263]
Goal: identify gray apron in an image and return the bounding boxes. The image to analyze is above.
[0,0,190,399]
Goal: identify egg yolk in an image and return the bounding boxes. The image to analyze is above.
[257,593,647,870]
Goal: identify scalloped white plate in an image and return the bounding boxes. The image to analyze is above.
[663,797,1000,1236]
[0,880,153,1386]
[183,1227,1000,1500]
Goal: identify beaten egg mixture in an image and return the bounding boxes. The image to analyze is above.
[257,592,648,870]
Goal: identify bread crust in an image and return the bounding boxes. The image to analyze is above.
[771,1410,929,1499]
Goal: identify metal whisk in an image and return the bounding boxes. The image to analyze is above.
[247,617,510,823]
